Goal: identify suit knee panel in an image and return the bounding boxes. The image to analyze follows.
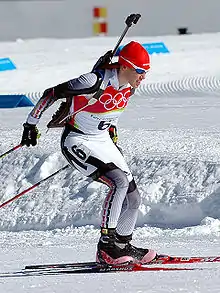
[105,168,129,189]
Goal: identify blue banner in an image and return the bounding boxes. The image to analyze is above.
[0,58,16,72]
[142,42,170,54]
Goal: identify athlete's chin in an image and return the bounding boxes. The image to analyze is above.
[132,81,141,88]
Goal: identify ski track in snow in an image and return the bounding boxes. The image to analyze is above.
[0,33,220,292]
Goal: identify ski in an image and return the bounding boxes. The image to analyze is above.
[0,263,203,279]
[25,261,97,270]
[150,255,220,265]
[25,254,220,271]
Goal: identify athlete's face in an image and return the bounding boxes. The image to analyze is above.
[119,66,147,89]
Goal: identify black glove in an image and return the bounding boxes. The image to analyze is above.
[92,50,113,71]
[109,125,118,144]
[21,123,39,147]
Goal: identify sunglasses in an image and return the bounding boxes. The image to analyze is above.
[120,56,150,74]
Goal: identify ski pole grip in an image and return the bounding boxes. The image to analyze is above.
[125,13,141,27]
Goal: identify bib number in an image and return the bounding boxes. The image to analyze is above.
[98,121,111,130]
[72,145,87,160]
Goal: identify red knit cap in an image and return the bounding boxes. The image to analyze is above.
[118,41,150,70]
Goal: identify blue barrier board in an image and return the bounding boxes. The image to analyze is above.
[0,58,16,72]
[115,42,170,56]
[0,95,34,108]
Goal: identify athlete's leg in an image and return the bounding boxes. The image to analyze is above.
[61,128,157,264]
[115,179,141,236]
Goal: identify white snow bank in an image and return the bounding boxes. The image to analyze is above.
[1,146,220,232]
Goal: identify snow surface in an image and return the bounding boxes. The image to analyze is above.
[1,32,220,292]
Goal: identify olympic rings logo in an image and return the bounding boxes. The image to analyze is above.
[99,90,130,110]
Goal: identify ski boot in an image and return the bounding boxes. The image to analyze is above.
[96,228,157,265]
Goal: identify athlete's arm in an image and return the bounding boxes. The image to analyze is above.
[26,72,102,125]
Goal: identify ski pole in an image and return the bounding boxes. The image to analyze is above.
[0,164,69,209]
[0,144,23,159]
